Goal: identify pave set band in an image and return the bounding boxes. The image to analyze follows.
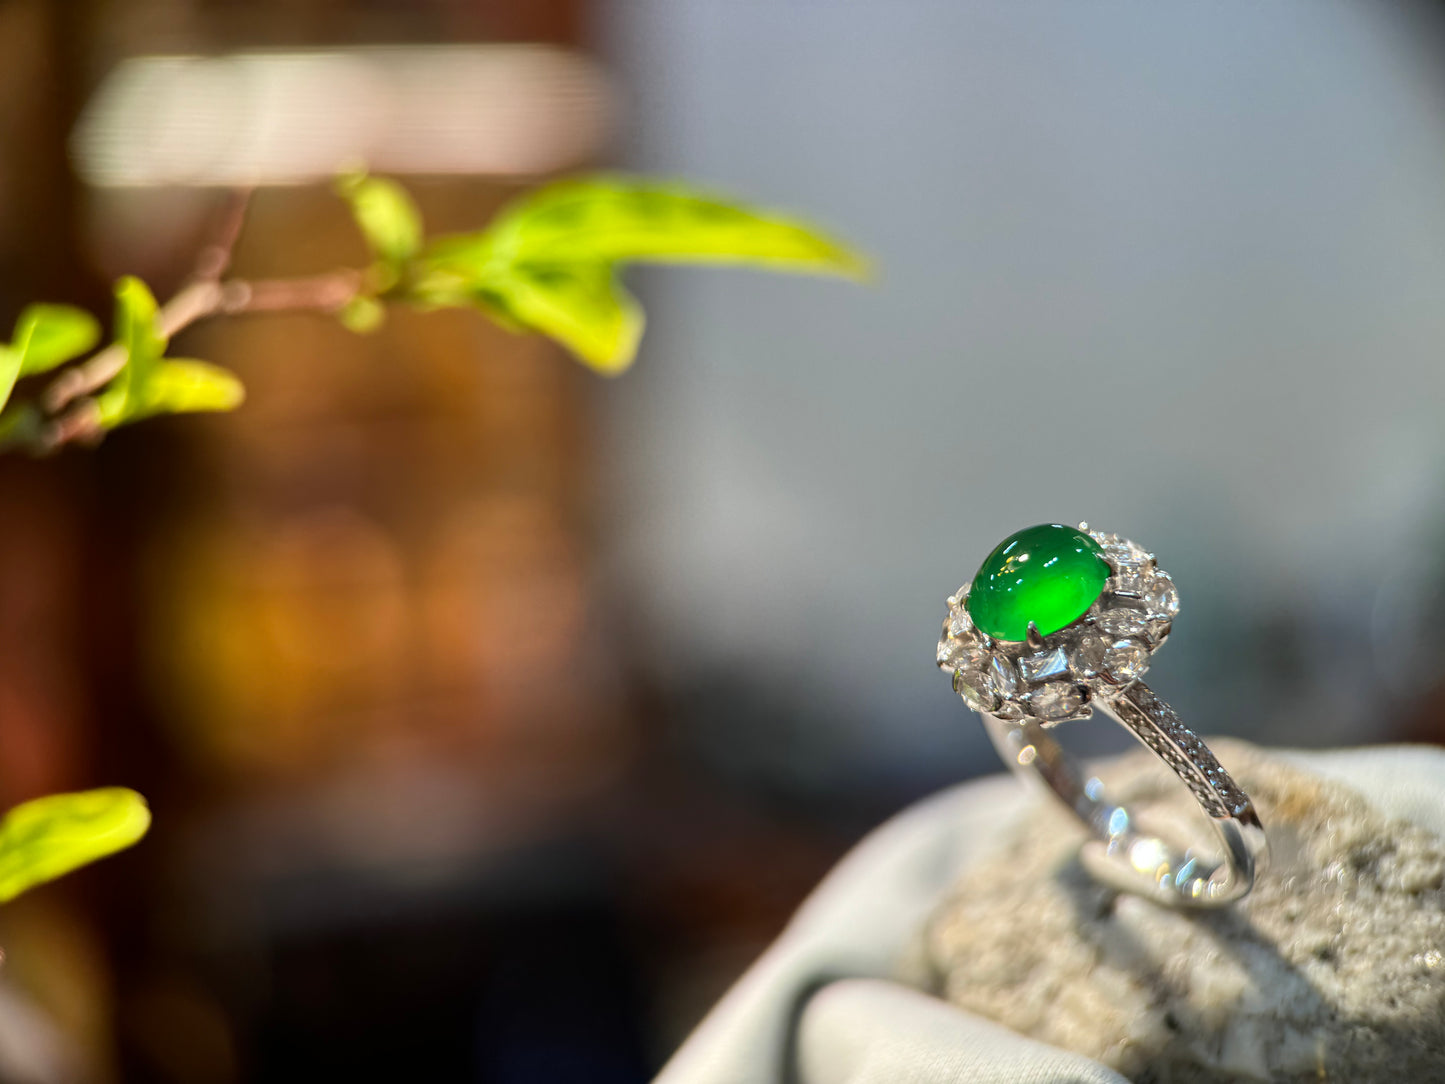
[938,523,1268,908]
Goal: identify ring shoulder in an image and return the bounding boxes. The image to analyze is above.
[1106,682,1251,821]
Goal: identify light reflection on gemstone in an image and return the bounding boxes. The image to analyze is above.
[1031,682,1084,721]
[1071,634,1108,677]
[1111,573,1149,597]
[988,655,1018,698]
[947,603,971,638]
[1145,573,1181,619]
[953,667,998,713]
[937,636,983,672]
[1019,647,1070,685]
[1102,638,1149,683]
[994,699,1025,720]
[966,524,1109,641]
[1097,608,1150,638]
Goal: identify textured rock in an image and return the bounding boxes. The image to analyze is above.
[922,742,1445,1082]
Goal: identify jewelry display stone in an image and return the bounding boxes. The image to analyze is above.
[922,742,1445,1081]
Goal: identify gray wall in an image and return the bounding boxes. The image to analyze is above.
[596,0,1445,784]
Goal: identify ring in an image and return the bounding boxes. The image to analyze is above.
[936,522,1268,908]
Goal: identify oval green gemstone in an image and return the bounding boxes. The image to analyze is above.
[966,524,1109,642]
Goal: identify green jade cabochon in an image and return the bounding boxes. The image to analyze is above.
[965,524,1110,642]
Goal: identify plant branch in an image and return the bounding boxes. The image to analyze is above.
[23,188,365,453]
[192,187,253,283]
[40,271,362,422]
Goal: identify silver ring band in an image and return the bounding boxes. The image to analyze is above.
[981,680,1267,907]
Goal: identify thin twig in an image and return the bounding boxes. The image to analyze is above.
[37,185,362,436]
[192,187,254,283]
[40,401,104,451]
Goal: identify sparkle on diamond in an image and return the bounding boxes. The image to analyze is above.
[1096,608,1150,638]
[954,667,998,713]
[1145,574,1181,619]
[1019,648,1070,685]
[1102,638,1150,683]
[1031,682,1084,721]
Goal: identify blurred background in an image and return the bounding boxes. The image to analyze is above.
[1,0,1445,1080]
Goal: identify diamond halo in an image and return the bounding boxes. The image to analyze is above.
[936,523,1177,725]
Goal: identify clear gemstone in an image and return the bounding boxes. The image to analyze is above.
[947,601,972,638]
[1019,647,1070,685]
[1031,682,1084,721]
[987,655,1018,698]
[994,699,1025,720]
[1104,537,1151,572]
[1102,638,1150,683]
[953,666,999,712]
[1111,573,1149,597]
[1144,573,1180,619]
[1096,607,1150,637]
[937,636,983,672]
[1071,633,1108,676]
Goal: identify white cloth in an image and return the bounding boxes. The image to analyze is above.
[654,745,1445,1084]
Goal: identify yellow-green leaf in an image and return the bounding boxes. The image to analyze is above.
[485,264,644,374]
[12,304,101,377]
[0,304,102,412]
[143,359,246,416]
[0,348,19,414]
[428,176,868,277]
[338,172,424,269]
[99,358,244,429]
[338,295,386,334]
[0,787,150,904]
[113,276,166,400]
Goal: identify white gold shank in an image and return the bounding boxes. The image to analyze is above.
[981,681,1267,907]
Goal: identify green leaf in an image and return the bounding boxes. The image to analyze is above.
[141,359,246,416]
[113,276,166,393]
[338,296,385,334]
[0,787,150,904]
[411,176,866,371]
[338,172,423,270]
[481,264,644,374]
[426,176,869,278]
[94,279,244,430]
[0,304,101,412]
[12,304,101,377]
[0,348,19,414]
[98,359,245,429]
